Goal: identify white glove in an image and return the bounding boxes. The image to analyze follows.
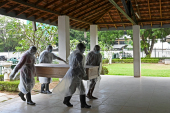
[9,73,15,80]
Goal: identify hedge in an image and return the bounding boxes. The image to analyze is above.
[101,66,109,75]
[0,81,19,92]
[112,59,159,63]
[0,75,4,81]
[102,59,109,64]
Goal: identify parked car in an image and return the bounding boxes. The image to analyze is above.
[0,56,7,61]
[7,57,19,64]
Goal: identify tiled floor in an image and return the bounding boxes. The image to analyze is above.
[1,75,170,113]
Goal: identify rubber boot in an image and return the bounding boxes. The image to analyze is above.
[91,87,98,99]
[80,95,91,108]
[18,92,26,101]
[40,84,46,94]
[63,96,73,107]
[26,92,36,105]
[45,83,52,94]
[87,89,92,99]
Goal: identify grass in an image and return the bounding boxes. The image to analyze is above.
[9,77,59,83]
[104,63,170,77]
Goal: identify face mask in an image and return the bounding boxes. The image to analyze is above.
[49,49,52,53]
[80,50,85,53]
[95,51,100,54]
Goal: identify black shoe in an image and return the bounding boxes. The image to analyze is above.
[18,92,26,101]
[40,91,47,94]
[81,104,91,108]
[26,92,36,105]
[80,95,91,108]
[46,90,52,94]
[45,83,52,94]
[40,84,46,94]
[63,96,73,107]
[27,101,36,105]
[63,101,73,107]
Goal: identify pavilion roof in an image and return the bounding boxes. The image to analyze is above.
[0,0,169,31]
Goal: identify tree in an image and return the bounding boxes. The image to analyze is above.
[0,16,22,52]
[15,22,58,57]
[98,30,124,64]
[127,28,170,57]
[70,39,79,51]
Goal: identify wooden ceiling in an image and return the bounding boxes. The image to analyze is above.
[0,0,170,31]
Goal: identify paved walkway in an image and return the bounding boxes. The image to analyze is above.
[1,75,170,113]
[0,92,18,103]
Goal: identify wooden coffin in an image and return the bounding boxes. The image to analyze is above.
[35,64,99,80]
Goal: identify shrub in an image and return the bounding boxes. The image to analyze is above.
[0,81,19,92]
[101,66,109,75]
[112,59,159,63]
[102,59,109,64]
[0,75,4,81]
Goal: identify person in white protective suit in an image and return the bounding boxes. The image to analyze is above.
[10,46,37,105]
[39,45,67,94]
[86,45,102,99]
[52,43,91,108]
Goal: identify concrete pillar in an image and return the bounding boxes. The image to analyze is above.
[133,25,141,77]
[90,25,98,50]
[58,16,70,63]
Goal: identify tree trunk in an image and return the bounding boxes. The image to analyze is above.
[141,34,149,55]
[149,36,156,56]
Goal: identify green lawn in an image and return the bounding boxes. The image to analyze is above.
[104,63,170,77]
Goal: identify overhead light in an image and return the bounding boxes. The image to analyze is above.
[135,12,140,19]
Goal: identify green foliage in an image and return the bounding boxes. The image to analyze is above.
[0,81,19,92]
[102,59,109,64]
[100,66,109,75]
[127,28,170,56]
[112,59,159,63]
[0,16,22,52]
[70,29,90,51]
[15,21,57,57]
[0,75,4,81]
[70,39,80,51]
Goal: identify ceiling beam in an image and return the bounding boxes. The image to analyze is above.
[43,15,55,21]
[109,0,137,25]
[60,0,85,14]
[121,0,131,17]
[159,0,162,26]
[129,0,138,24]
[26,10,39,18]
[96,22,131,25]
[17,7,30,16]
[102,17,108,29]
[0,1,10,8]
[78,4,110,20]
[134,0,141,19]
[116,9,125,28]
[44,1,58,8]
[66,0,97,15]
[52,0,72,11]
[147,0,152,27]
[95,6,113,23]
[96,19,170,25]
[35,13,48,20]
[6,4,20,13]
[108,12,117,29]
[35,0,43,6]
[50,18,58,23]
[74,1,109,18]
[10,0,92,25]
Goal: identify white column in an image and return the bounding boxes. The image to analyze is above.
[133,25,141,77]
[58,16,70,63]
[90,25,98,50]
